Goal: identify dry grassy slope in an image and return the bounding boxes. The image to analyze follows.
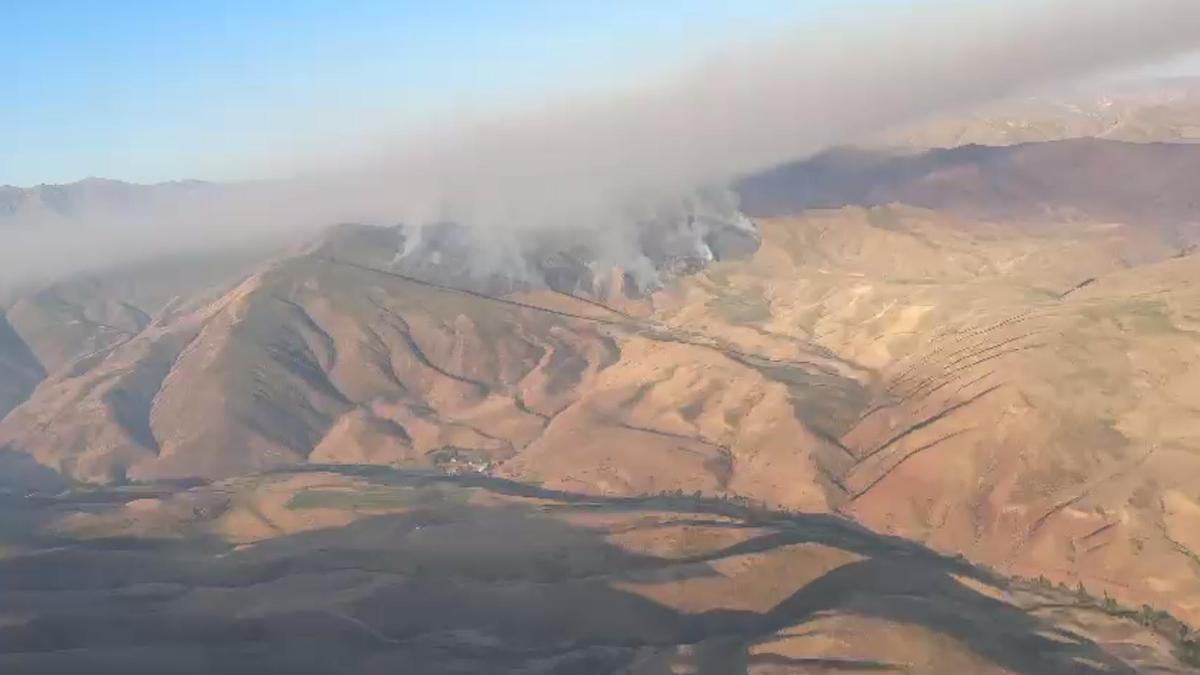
[0,235,632,483]
[0,469,1191,674]
[0,222,869,513]
[664,204,1200,625]
[5,285,151,374]
[0,249,265,423]
[498,332,854,512]
[5,138,1200,633]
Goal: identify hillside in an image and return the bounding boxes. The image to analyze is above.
[739,139,1200,236]
[666,204,1200,626]
[4,137,1200,645]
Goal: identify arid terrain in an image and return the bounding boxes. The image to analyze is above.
[2,468,1196,674]
[4,134,1200,672]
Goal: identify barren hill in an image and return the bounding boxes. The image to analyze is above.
[670,203,1200,624]
[4,137,1200,641]
[740,139,1200,235]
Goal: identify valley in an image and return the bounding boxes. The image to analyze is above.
[0,467,1194,674]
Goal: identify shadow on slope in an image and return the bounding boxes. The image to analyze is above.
[0,311,45,418]
[0,470,1140,674]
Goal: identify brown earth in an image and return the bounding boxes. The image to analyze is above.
[3,137,1200,647]
[665,204,1200,627]
[0,469,1193,674]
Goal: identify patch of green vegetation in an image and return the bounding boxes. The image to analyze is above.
[864,206,901,231]
[705,293,772,326]
[723,407,745,428]
[287,485,470,511]
[649,489,776,519]
[1025,286,1065,302]
[1056,415,1129,460]
[623,367,678,409]
[1179,639,1200,669]
[1081,299,1176,335]
[701,260,764,288]
[1031,578,1199,666]
[679,398,706,422]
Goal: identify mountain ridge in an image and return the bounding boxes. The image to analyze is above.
[6,135,1200,632]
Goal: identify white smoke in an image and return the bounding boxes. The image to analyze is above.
[3,0,1200,286]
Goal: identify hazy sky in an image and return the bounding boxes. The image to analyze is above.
[1,0,848,186]
[3,1,1198,188]
[3,0,1200,286]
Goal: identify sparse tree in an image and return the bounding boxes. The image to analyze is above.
[1102,591,1119,612]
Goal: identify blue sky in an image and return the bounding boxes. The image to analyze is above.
[1,0,841,186]
[4,1,1198,187]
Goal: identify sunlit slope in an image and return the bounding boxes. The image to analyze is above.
[0,223,857,514]
[665,203,1200,624]
[0,240,620,482]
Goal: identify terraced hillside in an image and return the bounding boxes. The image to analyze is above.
[665,204,1200,625]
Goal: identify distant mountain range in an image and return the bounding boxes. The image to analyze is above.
[741,138,1200,240]
[879,77,1200,147]
[0,177,213,225]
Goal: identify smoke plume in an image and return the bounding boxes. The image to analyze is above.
[3,0,1200,287]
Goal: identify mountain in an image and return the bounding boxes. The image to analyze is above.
[5,136,1200,669]
[668,204,1200,626]
[878,78,1200,148]
[0,222,800,491]
[739,139,1200,236]
[0,177,213,226]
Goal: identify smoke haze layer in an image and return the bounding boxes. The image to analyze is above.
[3,0,1200,286]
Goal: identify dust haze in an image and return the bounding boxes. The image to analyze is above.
[4,0,1200,287]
